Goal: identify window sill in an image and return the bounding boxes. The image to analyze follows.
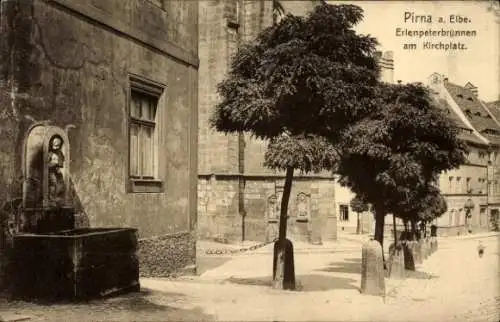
[128,178,164,193]
[296,218,309,223]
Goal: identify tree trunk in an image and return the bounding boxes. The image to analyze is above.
[410,220,417,241]
[273,166,295,289]
[393,215,398,245]
[356,212,361,234]
[373,208,386,268]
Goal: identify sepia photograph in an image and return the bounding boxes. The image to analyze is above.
[0,0,498,321]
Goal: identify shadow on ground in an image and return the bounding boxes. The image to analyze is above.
[405,270,439,279]
[196,256,232,275]
[317,258,438,280]
[226,274,359,292]
[318,258,362,274]
[0,288,214,321]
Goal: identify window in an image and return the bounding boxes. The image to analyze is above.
[456,209,462,226]
[480,207,486,227]
[455,177,461,193]
[466,177,471,193]
[339,204,349,221]
[128,74,165,193]
[449,176,454,193]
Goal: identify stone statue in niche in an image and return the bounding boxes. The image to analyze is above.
[296,192,310,220]
[47,135,66,206]
[267,195,278,220]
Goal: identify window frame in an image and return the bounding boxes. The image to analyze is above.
[339,204,349,222]
[127,74,166,193]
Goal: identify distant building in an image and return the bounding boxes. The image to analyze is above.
[427,74,500,235]
[0,0,199,281]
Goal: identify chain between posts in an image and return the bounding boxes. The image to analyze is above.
[204,237,279,255]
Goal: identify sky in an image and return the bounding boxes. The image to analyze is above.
[327,0,500,102]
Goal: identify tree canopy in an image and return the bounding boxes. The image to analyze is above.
[394,183,448,224]
[336,82,467,246]
[350,194,370,214]
[211,4,381,141]
[337,83,467,214]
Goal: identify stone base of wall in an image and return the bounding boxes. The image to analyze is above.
[198,176,337,243]
[138,231,196,277]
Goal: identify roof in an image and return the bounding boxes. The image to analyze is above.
[444,82,500,132]
[435,98,468,128]
[486,100,500,122]
[431,96,486,146]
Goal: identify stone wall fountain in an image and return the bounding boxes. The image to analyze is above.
[1,122,140,301]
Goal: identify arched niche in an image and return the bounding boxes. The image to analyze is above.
[22,124,72,209]
[296,192,311,222]
[267,195,278,221]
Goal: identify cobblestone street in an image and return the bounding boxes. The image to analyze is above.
[1,232,498,321]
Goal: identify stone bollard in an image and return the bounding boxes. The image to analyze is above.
[272,239,295,290]
[414,240,423,264]
[422,239,429,260]
[387,243,406,279]
[430,236,438,252]
[402,240,416,271]
[360,239,385,296]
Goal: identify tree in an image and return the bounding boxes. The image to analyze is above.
[350,194,369,234]
[211,3,380,288]
[336,82,467,262]
[394,183,447,240]
[416,188,447,238]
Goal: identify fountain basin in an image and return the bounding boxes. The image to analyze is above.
[11,227,139,300]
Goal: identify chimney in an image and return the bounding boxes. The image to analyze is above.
[464,82,478,97]
[376,51,394,84]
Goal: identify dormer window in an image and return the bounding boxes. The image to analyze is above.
[457,94,464,98]
[467,97,474,101]
[474,112,481,116]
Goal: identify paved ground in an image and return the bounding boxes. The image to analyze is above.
[1,232,498,321]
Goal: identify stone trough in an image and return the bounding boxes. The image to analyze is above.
[11,227,139,301]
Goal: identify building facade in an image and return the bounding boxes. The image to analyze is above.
[428,73,500,235]
[0,0,199,279]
